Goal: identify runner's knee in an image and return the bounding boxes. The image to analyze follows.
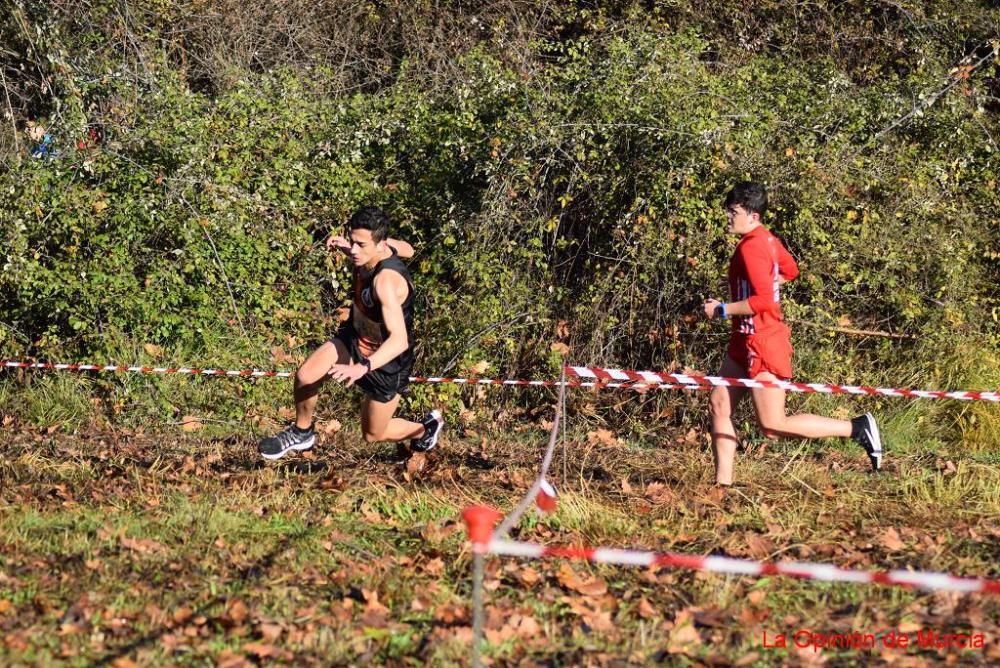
[295,366,318,387]
[757,414,785,438]
[709,389,731,420]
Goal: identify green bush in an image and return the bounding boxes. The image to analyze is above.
[1,1,997,446]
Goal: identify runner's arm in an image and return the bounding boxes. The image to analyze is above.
[775,241,799,283]
[386,238,414,259]
[706,241,780,318]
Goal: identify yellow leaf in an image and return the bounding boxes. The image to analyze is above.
[143,343,163,358]
[92,200,108,213]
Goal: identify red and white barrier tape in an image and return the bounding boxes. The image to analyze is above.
[3,360,997,402]
[2,361,294,378]
[0,360,681,390]
[461,507,1000,595]
[566,365,1000,402]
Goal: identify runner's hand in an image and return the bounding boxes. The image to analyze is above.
[703,298,722,319]
[327,362,367,387]
[326,235,351,254]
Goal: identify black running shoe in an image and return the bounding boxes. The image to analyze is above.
[259,424,315,460]
[410,410,444,453]
[851,412,883,471]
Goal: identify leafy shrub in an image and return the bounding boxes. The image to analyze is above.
[1,1,997,446]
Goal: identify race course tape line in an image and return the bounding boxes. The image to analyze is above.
[482,537,1000,595]
[2,361,998,402]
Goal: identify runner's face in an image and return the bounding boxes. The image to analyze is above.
[348,228,385,267]
[725,204,759,235]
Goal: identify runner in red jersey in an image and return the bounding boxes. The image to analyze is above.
[725,223,799,380]
[702,182,882,486]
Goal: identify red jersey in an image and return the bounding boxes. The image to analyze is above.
[728,225,799,336]
[727,226,799,379]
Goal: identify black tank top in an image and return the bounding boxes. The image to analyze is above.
[349,249,415,371]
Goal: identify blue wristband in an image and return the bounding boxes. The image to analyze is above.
[715,303,728,320]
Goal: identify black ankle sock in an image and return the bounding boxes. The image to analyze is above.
[293,423,313,434]
[850,416,863,440]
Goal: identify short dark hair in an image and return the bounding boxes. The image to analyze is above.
[348,206,389,242]
[723,182,768,218]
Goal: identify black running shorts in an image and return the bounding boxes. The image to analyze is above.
[332,327,413,403]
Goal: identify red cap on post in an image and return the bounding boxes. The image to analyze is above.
[462,506,503,549]
[535,479,558,514]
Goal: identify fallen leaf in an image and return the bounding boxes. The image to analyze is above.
[880,527,905,552]
[318,419,342,436]
[258,623,282,642]
[557,564,608,597]
[565,597,615,632]
[269,347,297,365]
[180,416,202,432]
[121,536,166,554]
[406,452,427,475]
[242,642,279,658]
[645,482,677,505]
[143,343,163,358]
[225,600,249,625]
[586,428,619,447]
[433,604,468,625]
[744,533,776,560]
[215,649,251,668]
[637,597,657,619]
[424,557,445,577]
[667,608,702,654]
[172,607,193,624]
[518,566,541,587]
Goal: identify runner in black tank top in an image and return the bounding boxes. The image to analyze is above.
[258,207,444,462]
[345,249,415,379]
